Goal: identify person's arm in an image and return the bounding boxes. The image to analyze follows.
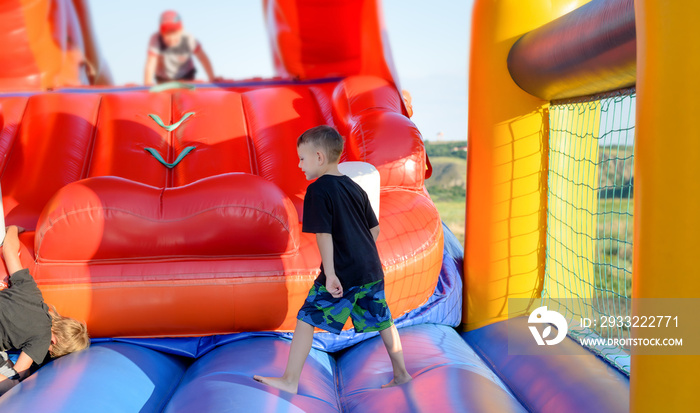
[370,225,380,242]
[144,53,158,86]
[2,226,23,275]
[316,233,343,298]
[0,351,33,394]
[194,48,216,82]
[12,352,33,381]
[0,376,18,394]
[1,226,36,387]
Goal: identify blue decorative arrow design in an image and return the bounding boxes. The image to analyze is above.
[144,146,196,169]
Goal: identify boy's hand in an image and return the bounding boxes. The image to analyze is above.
[2,226,21,254]
[2,226,24,275]
[326,274,343,298]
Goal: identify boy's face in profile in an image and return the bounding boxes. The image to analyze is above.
[161,29,183,48]
[297,143,323,180]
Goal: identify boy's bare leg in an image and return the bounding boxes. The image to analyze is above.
[253,320,315,394]
[379,324,412,388]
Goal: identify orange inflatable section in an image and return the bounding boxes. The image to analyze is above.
[263,0,398,83]
[0,0,111,91]
[0,76,443,338]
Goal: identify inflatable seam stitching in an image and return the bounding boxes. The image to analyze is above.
[332,352,345,412]
[80,95,102,179]
[0,97,30,180]
[36,204,295,258]
[154,361,187,412]
[167,95,175,188]
[239,94,258,176]
[464,336,533,412]
[382,222,441,267]
[34,270,308,283]
[307,86,334,129]
[39,204,294,226]
[339,82,366,161]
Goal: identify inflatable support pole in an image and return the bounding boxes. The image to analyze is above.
[464,0,591,330]
[633,0,700,410]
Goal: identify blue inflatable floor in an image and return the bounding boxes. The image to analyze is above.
[0,225,631,412]
[0,324,529,413]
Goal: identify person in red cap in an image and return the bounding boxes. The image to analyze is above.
[144,10,218,85]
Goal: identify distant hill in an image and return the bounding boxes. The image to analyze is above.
[427,157,466,190]
[425,140,467,159]
[425,156,466,202]
[424,150,467,245]
[424,141,468,198]
[599,146,634,198]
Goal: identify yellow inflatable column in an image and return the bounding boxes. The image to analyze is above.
[465,0,590,330]
[633,0,700,410]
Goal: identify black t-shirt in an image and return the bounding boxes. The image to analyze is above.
[0,269,52,364]
[302,174,384,289]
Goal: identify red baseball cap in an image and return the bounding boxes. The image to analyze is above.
[160,10,182,34]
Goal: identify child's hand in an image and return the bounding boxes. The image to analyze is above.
[5,226,25,234]
[2,226,21,254]
[2,226,25,275]
[326,275,343,298]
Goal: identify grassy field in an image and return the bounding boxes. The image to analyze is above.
[424,151,635,303]
[425,156,467,247]
[591,197,634,343]
[427,156,467,166]
[425,146,635,343]
[433,200,465,246]
[595,197,634,299]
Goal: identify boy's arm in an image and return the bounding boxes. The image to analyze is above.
[12,352,33,381]
[0,376,18,394]
[316,233,343,298]
[194,48,216,82]
[370,225,380,242]
[0,350,32,393]
[2,226,23,275]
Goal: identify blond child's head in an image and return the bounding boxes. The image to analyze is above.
[297,125,344,164]
[49,309,89,358]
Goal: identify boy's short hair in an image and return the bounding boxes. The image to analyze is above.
[49,310,90,358]
[297,125,344,163]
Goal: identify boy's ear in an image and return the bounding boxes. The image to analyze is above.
[316,150,325,165]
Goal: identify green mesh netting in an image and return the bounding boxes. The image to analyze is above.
[543,88,635,374]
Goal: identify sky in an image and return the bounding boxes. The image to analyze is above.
[89,0,472,141]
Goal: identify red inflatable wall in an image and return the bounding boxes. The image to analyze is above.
[0,76,442,337]
[263,0,398,83]
[0,0,111,91]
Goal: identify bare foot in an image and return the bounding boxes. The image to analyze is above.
[381,374,412,388]
[253,375,298,394]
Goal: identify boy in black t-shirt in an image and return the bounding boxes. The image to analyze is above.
[254,125,412,394]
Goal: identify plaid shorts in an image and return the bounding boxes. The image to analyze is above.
[297,279,393,335]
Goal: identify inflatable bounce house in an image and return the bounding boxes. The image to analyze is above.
[0,0,696,411]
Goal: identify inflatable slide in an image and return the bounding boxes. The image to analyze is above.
[0,0,668,411]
